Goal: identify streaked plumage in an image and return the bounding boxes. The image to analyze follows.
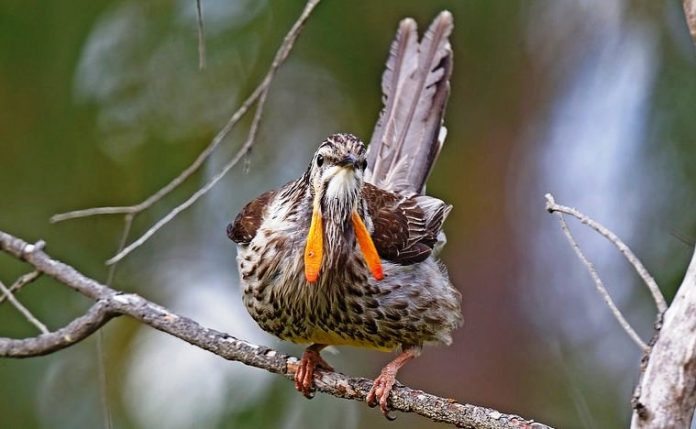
[227,11,461,417]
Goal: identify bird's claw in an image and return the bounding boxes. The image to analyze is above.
[366,370,398,420]
[293,348,333,398]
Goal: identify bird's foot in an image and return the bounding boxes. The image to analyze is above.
[366,368,398,420]
[294,347,333,398]
[366,347,419,421]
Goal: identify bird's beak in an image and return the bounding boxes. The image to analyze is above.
[337,154,359,169]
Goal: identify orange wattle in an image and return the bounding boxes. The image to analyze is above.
[351,211,384,281]
[304,207,323,283]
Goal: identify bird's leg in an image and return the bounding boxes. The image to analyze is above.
[294,343,333,398]
[366,346,420,419]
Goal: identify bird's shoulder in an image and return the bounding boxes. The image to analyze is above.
[227,188,279,244]
[362,182,449,265]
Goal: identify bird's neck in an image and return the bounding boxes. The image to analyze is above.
[322,197,356,227]
[313,191,361,268]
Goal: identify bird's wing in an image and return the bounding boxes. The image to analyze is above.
[362,183,450,265]
[366,11,453,197]
[227,189,277,244]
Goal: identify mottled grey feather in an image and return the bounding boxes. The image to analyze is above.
[366,11,454,197]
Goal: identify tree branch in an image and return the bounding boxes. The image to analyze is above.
[0,229,553,429]
[0,300,115,357]
[630,247,696,428]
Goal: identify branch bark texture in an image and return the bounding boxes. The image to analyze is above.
[631,248,696,429]
[0,230,551,429]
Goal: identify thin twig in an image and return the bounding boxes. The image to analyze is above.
[556,212,649,351]
[107,85,270,265]
[105,0,321,264]
[545,194,667,314]
[0,230,553,429]
[50,0,321,225]
[0,279,49,335]
[49,81,263,223]
[0,271,40,304]
[51,206,135,221]
[196,0,206,70]
[544,194,649,351]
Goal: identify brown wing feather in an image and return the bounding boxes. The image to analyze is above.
[227,190,276,244]
[362,183,441,265]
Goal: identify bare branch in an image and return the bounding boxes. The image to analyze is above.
[50,206,133,221]
[631,247,696,428]
[0,279,49,335]
[107,85,270,265]
[544,198,649,351]
[196,0,206,70]
[0,270,40,304]
[0,229,553,429]
[50,0,321,225]
[545,194,667,314]
[0,300,116,357]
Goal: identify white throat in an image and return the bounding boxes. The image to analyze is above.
[319,166,361,225]
[325,167,358,200]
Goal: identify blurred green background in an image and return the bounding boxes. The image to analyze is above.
[1,1,695,428]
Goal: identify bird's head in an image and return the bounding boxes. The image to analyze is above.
[308,133,367,211]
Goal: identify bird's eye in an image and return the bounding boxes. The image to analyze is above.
[316,155,324,167]
[361,159,368,170]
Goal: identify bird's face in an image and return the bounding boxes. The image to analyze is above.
[309,133,367,209]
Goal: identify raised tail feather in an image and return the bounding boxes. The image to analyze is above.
[366,11,453,197]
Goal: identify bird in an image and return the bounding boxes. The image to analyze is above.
[227,11,461,418]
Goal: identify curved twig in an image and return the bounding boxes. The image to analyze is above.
[107,84,270,265]
[545,194,667,315]
[547,209,649,351]
[0,300,116,357]
[0,230,553,429]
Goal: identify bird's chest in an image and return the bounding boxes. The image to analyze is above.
[236,223,376,340]
[237,209,363,292]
